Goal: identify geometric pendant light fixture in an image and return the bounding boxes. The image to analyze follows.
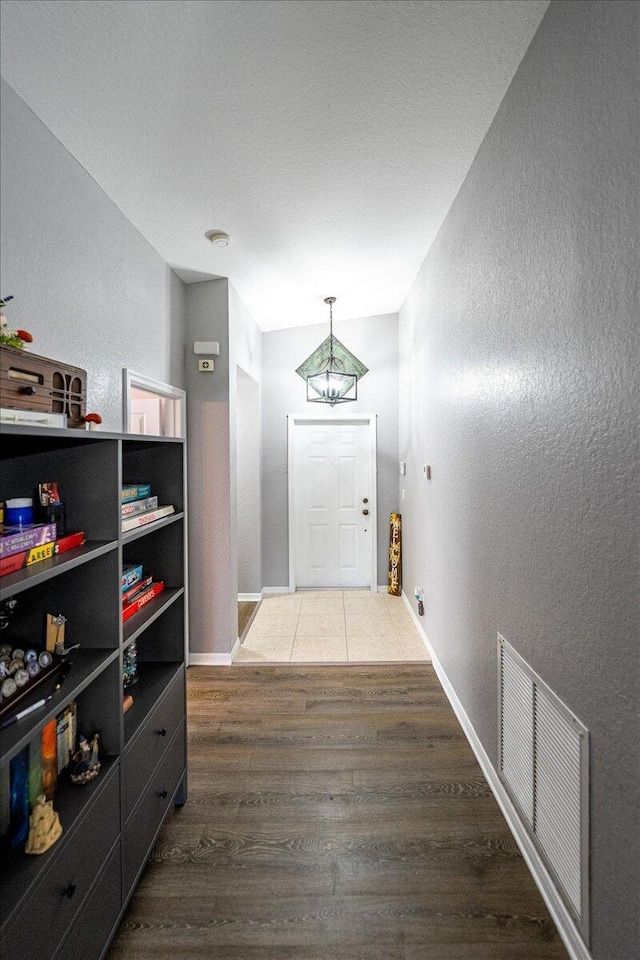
[295,297,369,406]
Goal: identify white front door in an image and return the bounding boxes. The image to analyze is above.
[293,420,373,588]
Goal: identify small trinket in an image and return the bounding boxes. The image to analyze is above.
[69,732,101,785]
[1,677,17,698]
[24,794,63,855]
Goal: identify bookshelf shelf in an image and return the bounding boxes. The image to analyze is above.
[0,540,118,600]
[121,510,184,544]
[122,587,184,649]
[0,428,187,960]
[0,649,119,764]
[0,757,120,928]
[124,661,183,747]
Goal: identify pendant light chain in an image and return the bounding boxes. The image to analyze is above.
[328,297,334,367]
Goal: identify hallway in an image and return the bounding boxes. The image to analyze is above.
[108,665,569,959]
[237,591,430,663]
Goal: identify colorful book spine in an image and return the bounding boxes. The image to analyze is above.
[122,574,153,606]
[121,496,158,518]
[121,485,152,503]
[41,719,58,801]
[28,738,43,810]
[122,581,165,622]
[121,563,144,592]
[8,747,29,850]
[56,710,70,774]
[0,522,57,560]
[121,505,175,532]
[0,530,85,577]
[55,531,85,554]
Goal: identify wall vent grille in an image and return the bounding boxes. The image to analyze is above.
[498,634,589,942]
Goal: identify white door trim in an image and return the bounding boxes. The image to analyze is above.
[122,368,187,439]
[288,414,377,593]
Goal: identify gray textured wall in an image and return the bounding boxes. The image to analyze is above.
[186,279,262,654]
[398,3,639,957]
[228,282,262,617]
[185,278,233,655]
[0,80,186,430]
[236,370,262,595]
[262,313,399,588]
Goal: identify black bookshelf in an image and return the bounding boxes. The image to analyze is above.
[0,426,187,960]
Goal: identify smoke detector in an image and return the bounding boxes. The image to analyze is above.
[205,229,230,248]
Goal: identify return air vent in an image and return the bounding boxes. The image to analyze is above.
[498,634,589,942]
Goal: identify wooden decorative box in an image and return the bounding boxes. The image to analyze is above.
[0,345,87,428]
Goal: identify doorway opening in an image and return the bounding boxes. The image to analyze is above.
[288,415,377,593]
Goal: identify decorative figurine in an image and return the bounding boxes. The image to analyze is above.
[69,732,101,785]
[83,412,102,431]
[24,793,63,854]
[0,296,33,350]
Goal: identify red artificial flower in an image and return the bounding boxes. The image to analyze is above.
[84,413,103,424]
[16,329,33,342]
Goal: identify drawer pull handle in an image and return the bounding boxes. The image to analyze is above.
[63,882,77,899]
[158,789,168,799]
[158,728,167,737]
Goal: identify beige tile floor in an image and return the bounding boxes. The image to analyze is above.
[235,590,431,664]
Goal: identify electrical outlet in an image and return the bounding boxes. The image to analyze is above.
[198,358,215,372]
[423,464,432,480]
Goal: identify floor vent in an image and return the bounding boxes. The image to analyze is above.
[498,633,589,943]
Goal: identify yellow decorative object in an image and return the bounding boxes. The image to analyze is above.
[24,793,63,855]
[388,512,402,596]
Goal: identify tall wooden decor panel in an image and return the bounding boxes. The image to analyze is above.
[388,512,402,596]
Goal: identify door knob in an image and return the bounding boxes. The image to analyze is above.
[362,497,369,503]
[362,509,369,516]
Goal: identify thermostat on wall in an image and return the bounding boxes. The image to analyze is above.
[194,341,220,356]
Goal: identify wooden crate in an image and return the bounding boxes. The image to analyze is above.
[0,345,87,428]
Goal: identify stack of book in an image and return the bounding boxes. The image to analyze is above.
[0,524,85,577]
[121,563,164,623]
[121,484,175,532]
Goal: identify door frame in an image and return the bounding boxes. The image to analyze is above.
[122,368,187,438]
[287,414,378,593]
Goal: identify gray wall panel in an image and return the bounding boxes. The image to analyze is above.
[0,80,187,431]
[398,3,639,957]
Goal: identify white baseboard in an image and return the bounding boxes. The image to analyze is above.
[401,591,592,960]
[262,586,292,595]
[189,636,241,667]
[238,592,262,602]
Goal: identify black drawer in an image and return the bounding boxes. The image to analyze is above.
[123,721,186,898]
[53,841,121,960]
[122,668,185,820]
[2,769,120,960]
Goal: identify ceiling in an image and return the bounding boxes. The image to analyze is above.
[0,0,548,331]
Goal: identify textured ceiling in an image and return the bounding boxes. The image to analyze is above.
[0,0,548,330]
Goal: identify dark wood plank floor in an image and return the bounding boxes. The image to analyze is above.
[108,665,569,960]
